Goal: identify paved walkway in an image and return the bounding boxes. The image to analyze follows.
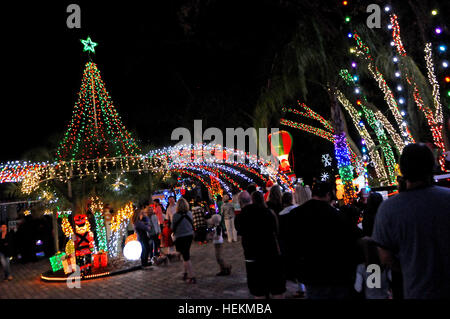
[0,240,298,299]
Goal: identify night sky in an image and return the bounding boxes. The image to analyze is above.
[1,1,449,184]
[1,0,297,161]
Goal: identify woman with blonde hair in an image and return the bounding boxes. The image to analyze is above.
[172,198,196,283]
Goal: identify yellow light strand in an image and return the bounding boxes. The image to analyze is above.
[373,111,405,153]
[424,43,443,125]
[61,217,74,238]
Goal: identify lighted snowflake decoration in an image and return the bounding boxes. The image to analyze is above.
[322,154,332,167]
[320,172,329,181]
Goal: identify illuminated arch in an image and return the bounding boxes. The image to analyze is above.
[0,144,295,194]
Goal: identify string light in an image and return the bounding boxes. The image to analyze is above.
[282,102,334,132]
[335,90,391,182]
[353,32,414,145]
[90,196,108,253]
[0,161,49,183]
[339,69,399,183]
[424,43,446,169]
[388,14,447,170]
[108,202,134,257]
[280,118,361,171]
[61,216,74,238]
[49,252,66,272]
[2,143,290,196]
[65,239,75,255]
[333,132,356,204]
[390,15,406,56]
[55,61,141,162]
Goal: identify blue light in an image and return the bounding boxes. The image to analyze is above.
[353,75,359,81]
[347,33,353,38]
[439,45,447,52]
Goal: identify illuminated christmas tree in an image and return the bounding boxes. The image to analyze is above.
[56,37,141,161]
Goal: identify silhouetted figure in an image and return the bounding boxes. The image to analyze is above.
[235,191,285,299]
[266,185,283,215]
[362,192,383,237]
[286,182,359,299]
[372,143,450,299]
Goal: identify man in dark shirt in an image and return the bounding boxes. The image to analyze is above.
[372,143,450,299]
[235,191,285,298]
[286,182,359,299]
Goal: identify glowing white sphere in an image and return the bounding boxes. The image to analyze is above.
[123,240,142,260]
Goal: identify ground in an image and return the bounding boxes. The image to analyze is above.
[0,240,299,299]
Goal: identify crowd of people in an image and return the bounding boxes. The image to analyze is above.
[128,143,449,299]
[131,194,237,284]
[232,143,449,299]
[1,143,449,299]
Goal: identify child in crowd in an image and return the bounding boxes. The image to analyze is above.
[161,220,175,255]
[211,214,231,276]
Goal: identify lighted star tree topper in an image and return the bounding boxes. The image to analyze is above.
[81,36,98,54]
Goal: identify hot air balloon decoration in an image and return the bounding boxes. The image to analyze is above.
[268,130,295,177]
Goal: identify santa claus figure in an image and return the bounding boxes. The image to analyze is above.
[74,214,94,276]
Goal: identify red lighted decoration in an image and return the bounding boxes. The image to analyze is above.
[93,251,108,269]
[214,149,228,161]
[268,130,293,173]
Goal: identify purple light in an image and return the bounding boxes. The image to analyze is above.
[435,27,442,34]
[351,62,357,68]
